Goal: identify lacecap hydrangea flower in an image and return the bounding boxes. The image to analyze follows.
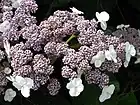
[66,78,84,97]
[4,88,16,102]
[7,75,34,98]
[99,84,115,102]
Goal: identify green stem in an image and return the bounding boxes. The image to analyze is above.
[66,35,77,44]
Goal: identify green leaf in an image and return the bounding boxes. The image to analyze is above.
[117,92,137,105]
[72,84,101,105]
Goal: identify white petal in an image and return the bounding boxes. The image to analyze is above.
[4,95,13,102]
[116,24,124,29]
[77,84,84,93]
[100,11,110,21]
[126,52,131,62]
[90,56,97,64]
[0,21,10,32]
[66,82,74,90]
[124,61,129,67]
[125,42,130,52]
[13,82,23,90]
[6,75,15,82]
[99,93,110,102]
[106,84,115,95]
[130,45,136,56]
[95,60,102,67]
[69,88,80,97]
[13,76,26,90]
[100,21,107,30]
[105,50,111,60]
[71,78,82,87]
[21,86,30,98]
[25,78,34,88]
[70,7,83,14]
[96,12,102,22]
[12,2,20,8]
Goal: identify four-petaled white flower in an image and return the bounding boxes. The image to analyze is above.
[10,0,22,8]
[105,45,117,63]
[90,51,105,67]
[3,39,10,59]
[0,20,11,33]
[66,78,84,97]
[95,11,110,30]
[70,7,84,14]
[7,75,34,98]
[99,84,115,102]
[4,88,16,102]
[116,24,130,30]
[124,42,136,67]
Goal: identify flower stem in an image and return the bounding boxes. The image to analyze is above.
[66,35,77,43]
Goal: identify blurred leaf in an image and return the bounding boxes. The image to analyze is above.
[117,92,137,105]
[72,83,100,105]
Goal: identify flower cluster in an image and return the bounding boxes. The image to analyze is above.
[0,0,140,102]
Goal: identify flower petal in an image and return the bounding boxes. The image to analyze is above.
[66,82,74,89]
[95,12,101,22]
[71,78,82,87]
[100,21,107,30]
[125,42,130,52]
[69,88,80,97]
[125,52,131,62]
[25,78,34,88]
[99,92,110,102]
[106,84,115,95]
[21,86,30,98]
[124,61,129,67]
[100,11,110,21]
[77,84,84,93]
[90,56,97,64]
[130,45,136,56]
[105,50,111,60]
[95,59,102,67]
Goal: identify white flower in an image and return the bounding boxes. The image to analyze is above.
[124,42,136,67]
[96,11,110,30]
[90,51,105,67]
[4,88,16,102]
[116,24,130,30]
[0,20,11,32]
[11,0,22,8]
[4,67,11,74]
[7,75,34,98]
[99,84,115,102]
[3,39,10,58]
[105,45,117,63]
[70,7,84,14]
[66,78,84,97]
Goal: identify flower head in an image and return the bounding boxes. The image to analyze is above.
[99,84,115,102]
[4,88,16,102]
[96,11,109,30]
[90,51,105,67]
[66,78,84,97]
